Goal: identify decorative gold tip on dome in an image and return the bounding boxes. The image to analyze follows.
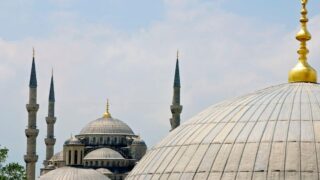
[289,0,317,83]
[103,99,112,118]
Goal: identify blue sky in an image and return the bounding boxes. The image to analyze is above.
[1,0,320,178]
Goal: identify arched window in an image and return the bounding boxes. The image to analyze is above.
[85,161,88,166]
[107,137,110,144]
[74,150,78,164]
[68,150,71,164]
[100,137,103,144]
[92,137,96,144]
[80,151,83,164]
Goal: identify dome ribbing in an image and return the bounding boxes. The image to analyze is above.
[127,83,320,180]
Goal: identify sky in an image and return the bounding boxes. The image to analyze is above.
[1,0,320,177]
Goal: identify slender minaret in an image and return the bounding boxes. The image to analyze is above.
[24,48,39,180]
[170,51,183,131]
[43,71,56,167]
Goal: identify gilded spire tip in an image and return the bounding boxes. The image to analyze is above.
[103,99,112,118]
[32,47,35,59]
[288,0,317,83]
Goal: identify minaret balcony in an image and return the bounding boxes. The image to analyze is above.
[45,138,56,145]
[26,104,39,112]
[24,154,38,163]
[25,129,39,137]
[46,117,56,124]
[170,105,183,113]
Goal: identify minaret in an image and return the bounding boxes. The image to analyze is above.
[44,71,56,167]
[24,48,39,180]
[170,51,183,131]
[288,0,317,83]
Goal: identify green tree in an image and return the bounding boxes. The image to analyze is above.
[0,146,26,180]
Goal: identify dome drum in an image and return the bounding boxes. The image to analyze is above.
[76,134,136,147]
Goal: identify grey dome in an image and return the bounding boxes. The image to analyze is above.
[84,148,124,160]
[96,168,113,175]
[80,117,134,135]
[64,136,82,145]
[127,83,320,180]
[132,136,146,145]
[39,166,109,180]
[49,151,63,161]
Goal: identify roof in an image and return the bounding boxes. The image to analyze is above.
[96,168,113,175]
[84,148,124,160]
[132,136,146,145]
[79,117,134,135]
[39,167,110,180]
[127,83,320,179]
[49,151,63,162]
[64,136,82,145]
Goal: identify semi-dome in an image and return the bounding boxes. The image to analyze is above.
[84,148,124,160]
[96,168,113,175]
[127,83,320,179]
[132,136,146,145]
[79,117,134,135]
[64,136,82,145]
[49,151,63,161]
[39,166,110,180]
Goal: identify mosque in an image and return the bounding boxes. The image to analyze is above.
[24,0,320,180]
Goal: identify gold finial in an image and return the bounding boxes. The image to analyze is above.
[103,99,112,118]
[32,47,35,58]
[288,0,317,83]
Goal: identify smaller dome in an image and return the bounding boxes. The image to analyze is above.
[49,151,63,162]
[39,167,109,180]
[96,168,113,175]
[84,148,124,160]
[132,136,146,145]
[64,136,82,145]
[80,117,134,135]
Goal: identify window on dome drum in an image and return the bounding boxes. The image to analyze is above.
[85,162,88,166]
[95,161,98,166]
[92,137,96,144]
[68,150,71,164]
[107,137,110,144]
[80,151,83,164]
[100,137,103,143]
[74,150,78,164]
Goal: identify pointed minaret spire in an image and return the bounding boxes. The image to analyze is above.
[29,49,37,88]
[288,0,317,83]
[25,48,39,180]
[49,70,55,102]
[174,50,181,88]
[170,50,183,131]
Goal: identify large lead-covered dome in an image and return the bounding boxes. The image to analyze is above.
[79,116,134,135]
[40,166,110,180]
[127,83,320,179]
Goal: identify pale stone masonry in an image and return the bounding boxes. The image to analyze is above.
[24,57,39,180]
[170,57,183,131]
